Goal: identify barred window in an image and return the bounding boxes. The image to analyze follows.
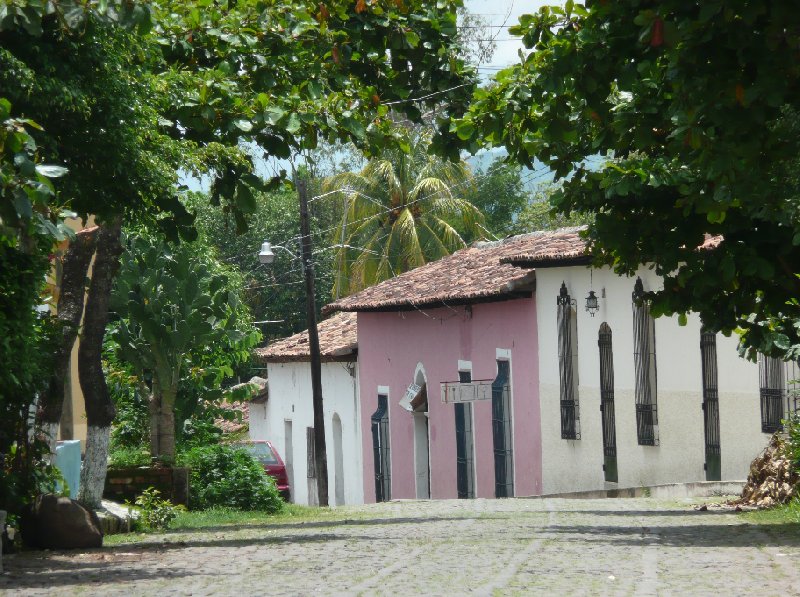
[557,282,580,440]
[758,355,795,433]
[632,277,658,446]
[371,394,391,502]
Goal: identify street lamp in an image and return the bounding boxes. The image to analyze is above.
[259,178,329,507]
[258,242,275,264]
[258,242,299,265]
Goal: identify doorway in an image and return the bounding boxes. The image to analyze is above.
[700,331,721,481]
[412,367,431,499]
[455,369,476,499]
[371,394,391,502]
[332,413,345,505]
[598,323,618,483]
[284,420,294,502]
[492,360,514,498]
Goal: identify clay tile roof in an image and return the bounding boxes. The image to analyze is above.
[499,227,590,267]
[215,401,249,434]
[255,311,357,363]
[325,229,590,314]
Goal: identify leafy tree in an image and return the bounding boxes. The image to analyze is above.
[110,230,260,463]
[456,1,800,360]
[1,2,199,506]
[511,183,594,235]
[463,159,529,240]
[324,129,487,296]
[2,0,476,506]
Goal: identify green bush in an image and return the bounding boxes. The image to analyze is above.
[786,414,800,473]
[108,446,151,469]
[178,445,283,513]
[131,488,182,531]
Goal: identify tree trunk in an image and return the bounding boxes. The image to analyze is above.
[148,389,161,460]
[39,227,98,458]
[77,220,122,508]
[155,384,177,464]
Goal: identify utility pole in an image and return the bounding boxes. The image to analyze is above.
[297,177,329,507]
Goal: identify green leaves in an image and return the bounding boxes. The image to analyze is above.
[461,0,800,360]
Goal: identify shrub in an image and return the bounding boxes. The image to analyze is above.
[786,414,800,474]
[178,445,283,513]
[108,446,151,469]
[131,488,182,531]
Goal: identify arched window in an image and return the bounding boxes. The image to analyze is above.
[557,282,580,440]
[632,277,658,445]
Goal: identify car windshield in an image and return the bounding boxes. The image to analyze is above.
[232,442,278,464]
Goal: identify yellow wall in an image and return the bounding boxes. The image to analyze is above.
[51,216,96,451]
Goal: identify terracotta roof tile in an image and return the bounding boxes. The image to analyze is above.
[215,401,249,434]
[499,227,589,266]
[324,229,589,314]
[255,311,357,362]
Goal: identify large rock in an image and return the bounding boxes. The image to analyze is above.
[21,494,103,549]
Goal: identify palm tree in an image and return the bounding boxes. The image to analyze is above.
[324,130,488,297]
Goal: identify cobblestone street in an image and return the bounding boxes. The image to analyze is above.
[2,497,799,596]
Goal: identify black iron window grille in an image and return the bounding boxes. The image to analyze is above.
[700,330,721,480]
[557,282,581,440]
[455,370,476,499]
[492,360,514,498]
[632,277,659,446]
[759,355,789,433]
[371,394,391,502]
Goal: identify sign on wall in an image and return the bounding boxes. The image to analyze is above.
[441,380,493,404]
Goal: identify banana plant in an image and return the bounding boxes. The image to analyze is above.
[111,230,259,463]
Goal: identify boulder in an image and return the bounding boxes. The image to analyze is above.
[21,494,103,549]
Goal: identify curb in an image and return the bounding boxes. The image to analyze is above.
[521,480,745,500]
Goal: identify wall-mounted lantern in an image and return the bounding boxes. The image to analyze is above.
[585,290,600,316]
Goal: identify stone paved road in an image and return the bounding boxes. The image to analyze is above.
[2,497,799,596]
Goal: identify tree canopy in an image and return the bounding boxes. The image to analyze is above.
[455,1,800,359]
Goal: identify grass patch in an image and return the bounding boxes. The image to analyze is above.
[170,503,353,529]
[103,503,371,546]
[741,497,800,525]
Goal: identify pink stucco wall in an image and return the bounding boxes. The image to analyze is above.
[357,298,541,502]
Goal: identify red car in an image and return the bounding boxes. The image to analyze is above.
[230,440,291,501]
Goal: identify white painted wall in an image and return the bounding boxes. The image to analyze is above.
[249,360,364,506]
[536,266,767,494]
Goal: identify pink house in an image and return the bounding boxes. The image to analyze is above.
[326,234,550,502]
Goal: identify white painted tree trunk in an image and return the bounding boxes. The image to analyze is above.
[78,425,110,508]
[43,422,59,465]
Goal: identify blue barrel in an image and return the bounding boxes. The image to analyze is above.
[55,440,81,499]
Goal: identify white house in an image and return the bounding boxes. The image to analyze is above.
[252,312,363,506]
[501,228,791,494]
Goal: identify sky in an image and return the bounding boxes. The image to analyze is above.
[461,1,561,184]
[464,0,554,73]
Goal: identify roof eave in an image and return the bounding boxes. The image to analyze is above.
[325,290,534,314]
[501,255,592,268]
